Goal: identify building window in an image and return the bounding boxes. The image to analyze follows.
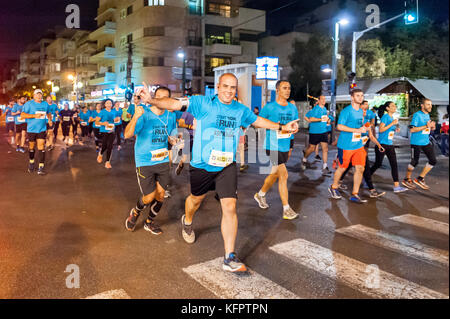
[144,26,165,37]
[120,63,126,72]
[205,56,231,76]
[120,36,127,48]
[120,9,126,19]
[207,1,231,18]
[127,5,133,15]
[143,57,164,67]
[144,0,165,5]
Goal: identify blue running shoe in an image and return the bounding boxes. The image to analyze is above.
[350,194,368,204]
[223,253,248,273]
[328,186,342,199]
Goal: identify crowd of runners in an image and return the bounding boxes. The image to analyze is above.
[2,73,443,273]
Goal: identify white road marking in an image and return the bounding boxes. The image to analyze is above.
[390,214,449,236]
[182,257,300,299]
[428,207,449,216]
[269,239,448,299]
[336,224,448,268]
[85,289,131,299]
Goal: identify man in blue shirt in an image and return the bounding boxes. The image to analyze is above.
[5,99,16,145]
[254,80,299,220]
[125,87,177,235]
[302,95,332,175]
[136,73,299,273]
[20,89,52,175]
[112,101,123,150]
[402,98,437,190]
[12,96,27,152]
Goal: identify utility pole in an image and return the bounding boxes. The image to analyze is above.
[182,56,186,96]
[126,42,133,87]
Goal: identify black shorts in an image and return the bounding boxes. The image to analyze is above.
[136,163,171,195]
[15,123,27,133]
[6,122,15,132]
[47,123,55,130]
[265,149,289,166]
[190,162,237,199]
[27,131,46,142]
[309,133,328,145]
[290,139,294,150]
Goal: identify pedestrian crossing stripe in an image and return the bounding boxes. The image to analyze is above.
[269,238,448,299]
[182,257,300,299]
[428,207,449,216]
[390,214,449,236]
[336,224,448,268]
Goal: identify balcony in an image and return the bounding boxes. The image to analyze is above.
[88,72,116,86]
[205,38,242,56]
[76,63,98,72]
[90,46,116,63]
[186,37,203,47]
[89,21,116,40]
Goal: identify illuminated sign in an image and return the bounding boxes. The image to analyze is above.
[91,90,103,97]
[256,56,279,80]
[103,89,115,96]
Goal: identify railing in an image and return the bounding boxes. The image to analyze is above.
[186,37,202,47]
[205,37,240,46]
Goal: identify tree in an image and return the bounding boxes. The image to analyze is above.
[355,39,386,78]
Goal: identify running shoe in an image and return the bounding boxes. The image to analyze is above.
[315,155,322,162]
[28,163,34,173]
[223,253,248,273]
[322,167,332,176]
[37,168,47,176]
[117,145,122,151]
[283,207,299,220]
[254,193,269,209]
[175,162,184,175]
[125,208,140,232]
[16,147,20,152]
[144,219,163,235]
[19,147,26,153]
[369,189,386,198]
[413,178,430,190]
[181,214,195,244]
[393,186,408,193]
[97,154,103,163]
[338,182,348,190]
[239,164,249,172]
[350,194,368,204]
[301,161,307,171]
[328,186,342,199]
[402,179,416,189]
[105,161,112,169]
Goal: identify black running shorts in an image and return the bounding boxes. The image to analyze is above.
[265,149,289,166]
[189,162,237,199]
[15,123,27,133]
[136,163,170,195]
[309,133,328,145]
[27,131,46,142]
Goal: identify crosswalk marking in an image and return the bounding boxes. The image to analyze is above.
[390,214,449,236]
[85,289,131,299]
[428,207,449,216]
[182,257,300,299]
[336,224,449,268]
[269,239,448,299]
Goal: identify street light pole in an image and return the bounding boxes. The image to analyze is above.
[182,57,186,96]
[330,21,340,118]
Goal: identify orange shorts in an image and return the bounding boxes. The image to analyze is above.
[337,147,366,169]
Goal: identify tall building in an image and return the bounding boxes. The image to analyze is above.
[72,31,98,101]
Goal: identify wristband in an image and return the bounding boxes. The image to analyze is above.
[176,97,189,112]
[278,123,283,131]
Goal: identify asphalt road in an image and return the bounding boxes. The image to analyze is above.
[0,129,448,299]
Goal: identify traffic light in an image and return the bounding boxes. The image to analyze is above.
[347,72,356,94]
[404,0,419,25]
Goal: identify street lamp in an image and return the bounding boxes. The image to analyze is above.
[177,47,187,96]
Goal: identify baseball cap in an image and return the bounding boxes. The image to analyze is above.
[33,89,43,95]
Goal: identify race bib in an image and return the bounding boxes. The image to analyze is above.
[151,148,169,161]
[63,116,71,121]
[7,117,14,122]
[81,121,87,126]
[17,117,25,123]
[276,130,292,139]
[352,132,361,142]
[106,124,115,131]
[422,128,430,135]
[35,111,46,119]
[73,114,77,118]
[114,117,120,124]
[388,131,395,140]
[361,136,369,144]
[208,150,233,167]
[321,115,328,123]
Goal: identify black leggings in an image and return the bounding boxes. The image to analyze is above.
[341,151,374,190]
[72,121,79,137]
[101,132,115,162]
[93,128,102,148]
[53,121,60,137]
[81,125,89,138]
[114,124,122,146]
[62,121,71,137]
[89,122,93,135]
[410,143,437,167]
[370,144,399,183]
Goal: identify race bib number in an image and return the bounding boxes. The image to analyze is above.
[17,117,25,123]
[422,128,430,135]
[114,117,120,124]
[35,111,46,119]
[276,130,292,139]
[63,116,71,121]
[352,132,361,142]
[81,121,87,126]
[7,117,14,122]
[151,148,169,161]
[361,136,369,144]
[106,124,115,131]
[208,150,233,167]
[321,115,328,123]
[388,131,395,140]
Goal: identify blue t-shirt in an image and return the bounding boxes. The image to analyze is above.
[134,109,177,168]
[187,95,258,172]
[326,114,335,132]
[128,103,148,117]
[112,109,122,125]
[362,109,376,137]
[337,105,364,151]
[5,106,15,123]
[306,105,328,134]
[23,100,49,133]
[379,114,396,145]
[79,111,90,125]
[98,109,116,133]
[259,101,298,152]
[12,104,26,125]
[180,111,195,136]
[46,103,58,123]
[410,110,431,146]
[90,110,101,128]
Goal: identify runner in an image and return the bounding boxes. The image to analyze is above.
[45,96,57,151]
[301,95,332,176]
[370,101,408,193]
[124,86,177,235]
[12,96,27,152]
[112,101,123,150]
[60,103,73,145]
[137,73,299,273]
[88,105,95,138]
[79,106,91,144]
[329,89,374,203]
[20,89,52,175]
[5,99,16,146]
[90,103,103,153]
[52,102,61,143]
[72,105,80,144]
[95,99,116,169]
[254,80,300,220]
[402,98,437,190]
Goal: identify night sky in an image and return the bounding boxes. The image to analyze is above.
[0,0,448,62]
